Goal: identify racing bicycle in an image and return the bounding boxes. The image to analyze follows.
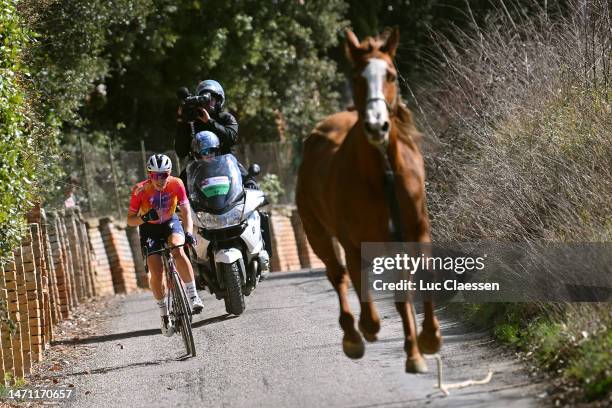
[144,243,196,357]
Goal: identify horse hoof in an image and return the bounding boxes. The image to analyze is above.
[342,336,365,359]
[417,328,442,355]
[405,356,428,374]
[358,321,379,342]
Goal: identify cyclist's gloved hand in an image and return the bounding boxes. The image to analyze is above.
[185,232,197,246]
[141,208,159,223]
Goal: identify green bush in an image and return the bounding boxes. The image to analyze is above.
[260,173,285,205]
[0,0,37,260]
[567,329,612,400]
[466,304,611,402]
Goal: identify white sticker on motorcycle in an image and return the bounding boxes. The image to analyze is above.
[201,176,230,198]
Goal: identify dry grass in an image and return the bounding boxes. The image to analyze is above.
[413,0,611,242]
[407,0,611,402]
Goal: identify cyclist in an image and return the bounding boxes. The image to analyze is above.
[127,154,204,337]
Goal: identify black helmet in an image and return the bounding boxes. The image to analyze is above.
[196,79,225,110]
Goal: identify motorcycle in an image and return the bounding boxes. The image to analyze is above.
[186,154,272,315]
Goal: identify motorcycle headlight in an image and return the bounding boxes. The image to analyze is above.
[196,203,244,230]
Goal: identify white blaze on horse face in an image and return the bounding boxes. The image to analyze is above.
[362,58,390,144]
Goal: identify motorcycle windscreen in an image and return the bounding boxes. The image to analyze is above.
[186,154,244,212]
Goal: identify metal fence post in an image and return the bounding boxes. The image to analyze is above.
[170,151,181,176]
[78,135,93,215]
[140,140,147,179]
[108,137,122,220]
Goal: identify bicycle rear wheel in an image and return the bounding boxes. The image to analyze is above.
[171,271,196,357]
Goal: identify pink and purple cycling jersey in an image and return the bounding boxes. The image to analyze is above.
[128,177,188,224]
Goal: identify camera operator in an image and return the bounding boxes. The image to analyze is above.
[175,79,257,189]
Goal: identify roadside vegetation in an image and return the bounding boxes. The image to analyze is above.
[0,0,349,260]
[0,0,502,258]
[0,0,55,261]
[414,0,611,403]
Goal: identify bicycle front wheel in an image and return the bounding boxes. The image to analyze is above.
[172,271,196,357]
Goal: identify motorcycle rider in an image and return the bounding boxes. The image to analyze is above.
[127,154,204,337]
[189,130,272,281]
[191,131,221,162]
[175,79,258,189]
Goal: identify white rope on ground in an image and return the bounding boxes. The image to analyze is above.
[425,353,494,397]
[410,304,494,397]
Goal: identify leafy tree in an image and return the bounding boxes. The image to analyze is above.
[21,0,156,127]
[83,0,348,149]
[348,0,533,84]
[17,0,161,203]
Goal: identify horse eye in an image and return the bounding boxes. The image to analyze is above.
[387,72,397,82]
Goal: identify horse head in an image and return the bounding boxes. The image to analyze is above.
[345,28,400,147]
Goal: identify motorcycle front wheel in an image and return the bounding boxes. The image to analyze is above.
[222,261,245,315]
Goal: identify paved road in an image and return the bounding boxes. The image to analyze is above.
[54,270,545,407]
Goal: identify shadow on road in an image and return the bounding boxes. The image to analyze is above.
[52,314,234,346]
[192,313,237,328]
[267,269,326,281]
[58,357,181,378]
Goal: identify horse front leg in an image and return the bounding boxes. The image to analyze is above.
[300,212,364,359]
[396,302,428,373]
[328,263,365,359]
[345,248,380,343]
[418,301,441,354]
[415,216,441,355]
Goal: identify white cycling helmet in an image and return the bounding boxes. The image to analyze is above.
[147,154,172,172]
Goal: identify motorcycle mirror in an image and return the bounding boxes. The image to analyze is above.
[248,164,261,177]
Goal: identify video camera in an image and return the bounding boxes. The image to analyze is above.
[177,86,211,122]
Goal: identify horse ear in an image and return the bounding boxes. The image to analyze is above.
[381,27,400,58]
[345,29,361,64]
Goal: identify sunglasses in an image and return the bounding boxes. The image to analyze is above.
[199,147,218,156]
[150,172,170,180]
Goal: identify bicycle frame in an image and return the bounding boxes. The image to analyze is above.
[143,243,196,356]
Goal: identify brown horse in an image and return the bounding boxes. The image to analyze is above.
[296,28,440,373]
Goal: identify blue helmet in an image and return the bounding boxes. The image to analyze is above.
[192,131,220,156]
[196,79,225,109]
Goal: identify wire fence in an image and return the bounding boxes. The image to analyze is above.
[55,137,299,219]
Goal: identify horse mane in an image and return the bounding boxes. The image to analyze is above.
[395,101,423,147]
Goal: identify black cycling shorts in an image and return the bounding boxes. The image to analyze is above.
[139,214,184,256]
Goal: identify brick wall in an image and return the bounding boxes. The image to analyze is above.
[86,218,115,297]
[29,223,51,358]
[125,226,148,289]
[64,211,86,301]
[19,228,43,365]
[99,218,138,294]
[40,211,60,329]
[270,208,302,272]
[0,263,15,383]
[3,254,25,380]
[46,212,73,319]
[290,209,325,270]
[0,208,143,385]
